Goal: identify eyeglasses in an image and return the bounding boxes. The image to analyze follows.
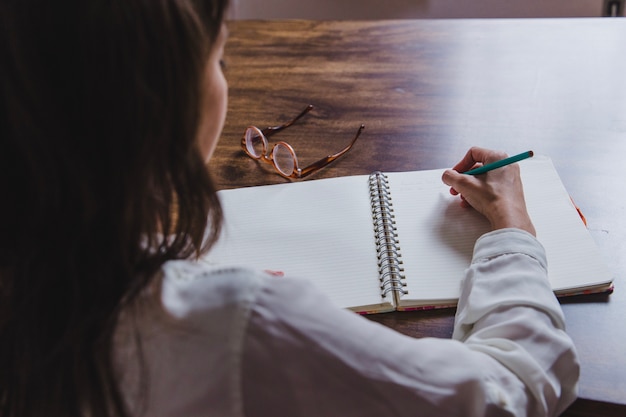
[241,105,365,179]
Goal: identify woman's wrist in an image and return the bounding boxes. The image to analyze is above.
[489,206,536,236]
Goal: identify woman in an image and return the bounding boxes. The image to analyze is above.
[0,0,578,416]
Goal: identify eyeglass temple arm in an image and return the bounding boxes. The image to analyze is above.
[298,124,365,178]
[261,105,314,137]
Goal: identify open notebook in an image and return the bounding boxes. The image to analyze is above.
[204,156,614,314]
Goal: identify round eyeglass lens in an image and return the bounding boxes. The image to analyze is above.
[272,143,296,176]
[245,128,266,158]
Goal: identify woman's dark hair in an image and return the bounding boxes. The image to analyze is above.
[0,0,228,415]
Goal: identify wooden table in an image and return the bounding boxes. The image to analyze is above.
[213,19,626,416]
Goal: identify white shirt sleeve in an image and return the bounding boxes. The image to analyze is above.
[240,229,579,417]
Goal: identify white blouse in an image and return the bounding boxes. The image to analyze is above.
[115,228,579,417]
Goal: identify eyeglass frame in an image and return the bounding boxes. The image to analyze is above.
[240,105,365,179]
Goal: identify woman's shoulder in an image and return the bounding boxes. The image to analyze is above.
[157,259,328,331]
[159,259,269,320]
[116,261,274,416]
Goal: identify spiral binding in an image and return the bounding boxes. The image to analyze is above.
[368,172,407,305]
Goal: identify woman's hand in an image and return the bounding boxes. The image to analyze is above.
[441,147,536,236]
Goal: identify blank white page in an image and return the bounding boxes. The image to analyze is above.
[205,175,385,309]
[386,169,490,302]
[519,156,612,292]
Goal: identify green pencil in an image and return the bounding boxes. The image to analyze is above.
[464,150,534,175]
